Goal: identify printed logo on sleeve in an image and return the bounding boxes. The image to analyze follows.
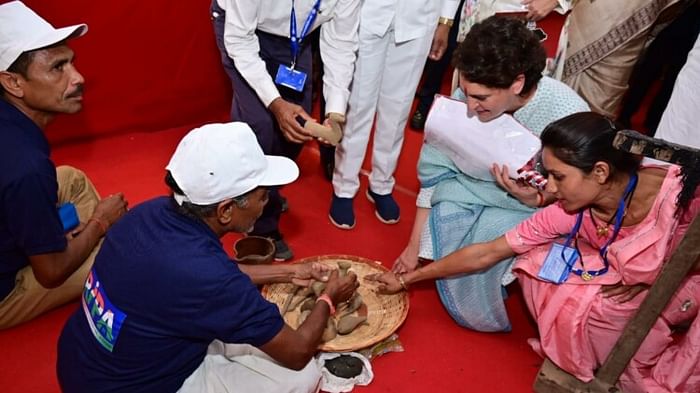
[81,268,127,352]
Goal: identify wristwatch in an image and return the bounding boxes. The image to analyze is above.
[438,17,454,27]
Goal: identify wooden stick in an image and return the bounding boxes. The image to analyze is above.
[596,215,700,385]
[613,129,700,166]
[593,130,700,384]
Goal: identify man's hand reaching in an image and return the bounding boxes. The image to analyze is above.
[292,262,333,287]
[521,0,559,21]
[269,97,313,143]
[429,24,450,61]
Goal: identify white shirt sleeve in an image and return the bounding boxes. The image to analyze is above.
[319,0,360,115]
[220,0,281,108]
[416,186,435,209]
[440,0,460,19]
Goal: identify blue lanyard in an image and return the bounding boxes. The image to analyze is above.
[561,173,638,278]
[289,0,321,68]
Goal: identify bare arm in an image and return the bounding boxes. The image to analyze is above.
[521,0,561,21]
[29,221,102,288]
[259,270,358,370]
[407,236,515,284]
[28,193,127,288]
[237,262,331,286]
[370,236,516,293]
[393,206,430,273]
[428,0,460,60]
[259,304,330,370]
[428,24,450,61]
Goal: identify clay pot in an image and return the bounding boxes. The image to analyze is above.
[233,236,275,264]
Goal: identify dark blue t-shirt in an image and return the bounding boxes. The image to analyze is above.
[0,99,66,299]
[57,197,284,393]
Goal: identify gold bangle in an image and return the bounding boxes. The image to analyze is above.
[397,274,409,291]
[438,17,454,27]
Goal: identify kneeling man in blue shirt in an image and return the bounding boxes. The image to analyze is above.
[0,1,127,329]
[57,122,359,393]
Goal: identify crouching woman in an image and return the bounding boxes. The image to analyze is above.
[369,112,700,392]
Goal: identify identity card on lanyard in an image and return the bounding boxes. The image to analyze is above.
[275,0,321,92]
[537,173,638,284]
[538,214,581,284]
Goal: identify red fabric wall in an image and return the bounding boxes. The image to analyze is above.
[7,1,566,147]
[10,0,232,144]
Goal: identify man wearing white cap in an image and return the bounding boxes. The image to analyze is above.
[57,122,359,393]
[0,1,127,329]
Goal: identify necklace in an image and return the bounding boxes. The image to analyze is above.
[589,208,616,237]
[589,178,638,238]
[567,173,638,282]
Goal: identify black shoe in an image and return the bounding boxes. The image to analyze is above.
[272,238,293,261]
[410,109,426,130]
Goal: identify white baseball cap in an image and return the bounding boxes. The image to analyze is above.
[0,1,87,71]
[166,122,299,205]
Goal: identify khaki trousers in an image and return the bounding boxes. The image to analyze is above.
[0,166,101,329]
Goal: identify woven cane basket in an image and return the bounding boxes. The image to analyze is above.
[261,254,409,352]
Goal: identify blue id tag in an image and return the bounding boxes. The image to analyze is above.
[58,202,80,232]
[275,64,307,92]
[538,243,579,284]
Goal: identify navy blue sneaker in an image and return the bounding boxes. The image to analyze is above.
[366,189,400,224]
[329,194,355,229]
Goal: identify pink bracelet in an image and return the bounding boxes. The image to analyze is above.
[88,217,108,235]
[316,294,336,315]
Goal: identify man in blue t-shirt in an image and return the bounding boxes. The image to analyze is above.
[57,122,359,393]
[0,1,127,329]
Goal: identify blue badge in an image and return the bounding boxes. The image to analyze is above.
[81,268,127,352]
[275,64,307,92]
[538,243,579,284]
[58,202,80,232]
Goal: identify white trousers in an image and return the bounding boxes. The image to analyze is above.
[333,23,433,198]
[178,341,321,393]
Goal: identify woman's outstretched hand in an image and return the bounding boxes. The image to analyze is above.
[392,245,420,274]
[365,272,403,294]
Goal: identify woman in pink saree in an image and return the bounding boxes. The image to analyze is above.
[368,112,700,392]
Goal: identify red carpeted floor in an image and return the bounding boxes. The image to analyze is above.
[0,125,543,393]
